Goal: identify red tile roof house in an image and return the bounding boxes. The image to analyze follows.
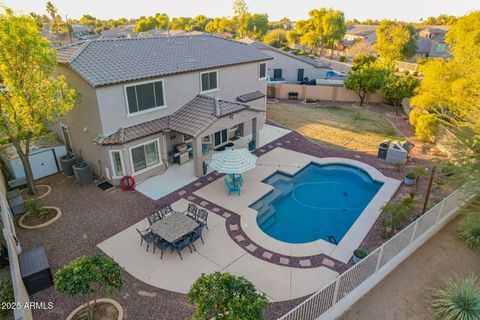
[54,35,272,186]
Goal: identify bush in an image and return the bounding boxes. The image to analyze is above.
[458,212,480,251]
[188,272,268,320]
[431,275,480,320]
[413,71,419,77]
[406,172,416,179]
[339,55,346,62]
[27,198,45,216]
[409,107,425,126]
[403,70,410,76]
[0,280,14,319]
[415,114,439,143]
[0,136,9,145]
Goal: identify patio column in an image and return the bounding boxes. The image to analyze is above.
[192,136,204,177]
[251,117,259,149]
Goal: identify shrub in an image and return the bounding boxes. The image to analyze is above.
[188,272,268,320]
[415,114,440,143]
[458,212,480,251]
[403,70,410,76]
[431,275,480,320]
[406,172,416,180]
[26,198,45,216]
[339,55,346,62]
[413,71,419,77]
[54,253,124,319]
[0,136,9,145]
[409,107,425,126]
[0,280,14,319]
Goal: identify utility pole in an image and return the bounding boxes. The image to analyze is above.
[422,166,436,214]
[65,14,73,44]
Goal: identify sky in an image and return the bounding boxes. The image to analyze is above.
[3,0,480,22]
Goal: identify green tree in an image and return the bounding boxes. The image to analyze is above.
[286,30,299,46]
[374,20,417,61]
[415,114,440,143]
[263,29,287,48]
[381,74,419,115]
[249,14,269,39]
[205,17,233,34]
[188,272,268,320]
[45,1,57,25]
[0,8,76,195]
[344,65,389,106]
[232,0,250,38]
[193,15,210,31]
[54,254,124,319]
[352,54,377,71]
[322,10,347,58]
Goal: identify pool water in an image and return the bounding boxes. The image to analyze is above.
[251,163,382,244]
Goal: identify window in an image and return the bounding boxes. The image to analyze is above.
[436,43,446,53]
[109,150,125,177]
[259,62,267,79]
[200,71,218,93]
[130,139,160,173]
[273,69,283,79]
[297,69,305,82]
[214,129,228,146]
[125,80,165,115]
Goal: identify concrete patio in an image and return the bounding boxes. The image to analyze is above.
[98,198,338,302]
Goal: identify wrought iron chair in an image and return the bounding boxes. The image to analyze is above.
[153,237,171,259]
[159,205,175,218]
[189,225,205,251]
[196,209,209,230]
[147,212,162,225]
[171,236,193,260]
[185,203,198,220]
[136,228,156,252]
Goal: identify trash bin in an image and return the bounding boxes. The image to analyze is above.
[73,162,92,185]
[60,153,77,176]
[378,141,389,160]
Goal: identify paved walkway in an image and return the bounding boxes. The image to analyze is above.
[340,216,480,320]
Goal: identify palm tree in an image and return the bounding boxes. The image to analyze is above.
[46,1,57,25]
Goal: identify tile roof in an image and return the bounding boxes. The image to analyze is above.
[416,37,433,53]
[93,95,256,145]
[346,25,378,36]
[241,39,328,68]
[56,35,272,87]
[55,41,88,63]
[237,91,265,103]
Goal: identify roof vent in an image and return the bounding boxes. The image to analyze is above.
[215,98,221,117]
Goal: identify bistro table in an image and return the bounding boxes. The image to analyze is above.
[150,212,199,243]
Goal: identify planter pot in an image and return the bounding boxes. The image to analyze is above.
[353,249,368,264]
[60,154,77,176]
[66,298,123,320]
[404,176,416,186]
[18,206,62,230]
[73,162,92,185]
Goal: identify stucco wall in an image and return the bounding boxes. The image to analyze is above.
[261,49,327,83]
[96,62,268,135]
[270,83,384,103]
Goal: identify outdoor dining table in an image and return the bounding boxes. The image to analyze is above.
[150,212,199,243]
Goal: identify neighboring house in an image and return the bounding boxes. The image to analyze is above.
[413,25,451,60]
[70,24,92,37]
[344,25,378,45]
[100,26,204,39]
[241,39,329,83]
[55,35,271,184]
[99,25,137,39]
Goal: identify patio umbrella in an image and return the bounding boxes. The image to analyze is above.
[209,148,257,174]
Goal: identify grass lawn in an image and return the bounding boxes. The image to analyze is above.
[267,103,402,152]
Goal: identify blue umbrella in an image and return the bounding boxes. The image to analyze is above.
[209,148,257,174]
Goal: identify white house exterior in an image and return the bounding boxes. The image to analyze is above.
[55,35,272,184]
[241,39,329,84]
[344,25,378,45]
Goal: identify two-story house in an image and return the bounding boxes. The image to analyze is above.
[55,35,272,185]
[414,25,451,60]
[343,25,378,45]
[241,39,328,84]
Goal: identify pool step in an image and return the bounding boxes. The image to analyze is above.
[260,215,276,231]
[258,206,276,226]
[266,174,292,185]
[274,180,294,196]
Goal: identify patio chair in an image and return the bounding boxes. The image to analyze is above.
[228,174,243,187]
[224,178,241,196]
[147,212,162,225]
[153,237,171,259]
[189,225,205,251]
[170,236,193,260]
[136,228,156,252]
[196,209,209,230]
[159,205,175,218]
[185,203,198,219]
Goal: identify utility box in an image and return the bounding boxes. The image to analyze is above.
[385,140,408,164]
[18,247,53,295]
[378,141,389,160]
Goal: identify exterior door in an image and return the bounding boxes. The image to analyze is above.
[273,69,283,79]
[214,129,228,146]
[29,149,59,180]
[297,69,305,81]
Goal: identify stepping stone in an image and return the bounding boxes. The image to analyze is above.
[223,212,231,218]
[260,149,265,152]
[285,140,291,144]
[214,172,220,176]
[276,142,282,146]
[212,207,220,212]
[234,235,245,242]
[200,201,209,207]
[245,244,257,252]
[187,196,196,201]
[299,259,311,267]
[322,258,335,268]
[354,155,361,159]
[177,190,186,196]
[279,257,290,265]
[194,182,202,187]
[262,251,273,259]
[229,224,238,231]
[206,177,213,181]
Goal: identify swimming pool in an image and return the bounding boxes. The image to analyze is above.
[251,163,383,244]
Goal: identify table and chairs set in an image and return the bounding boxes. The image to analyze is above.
[136,204,208,260]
